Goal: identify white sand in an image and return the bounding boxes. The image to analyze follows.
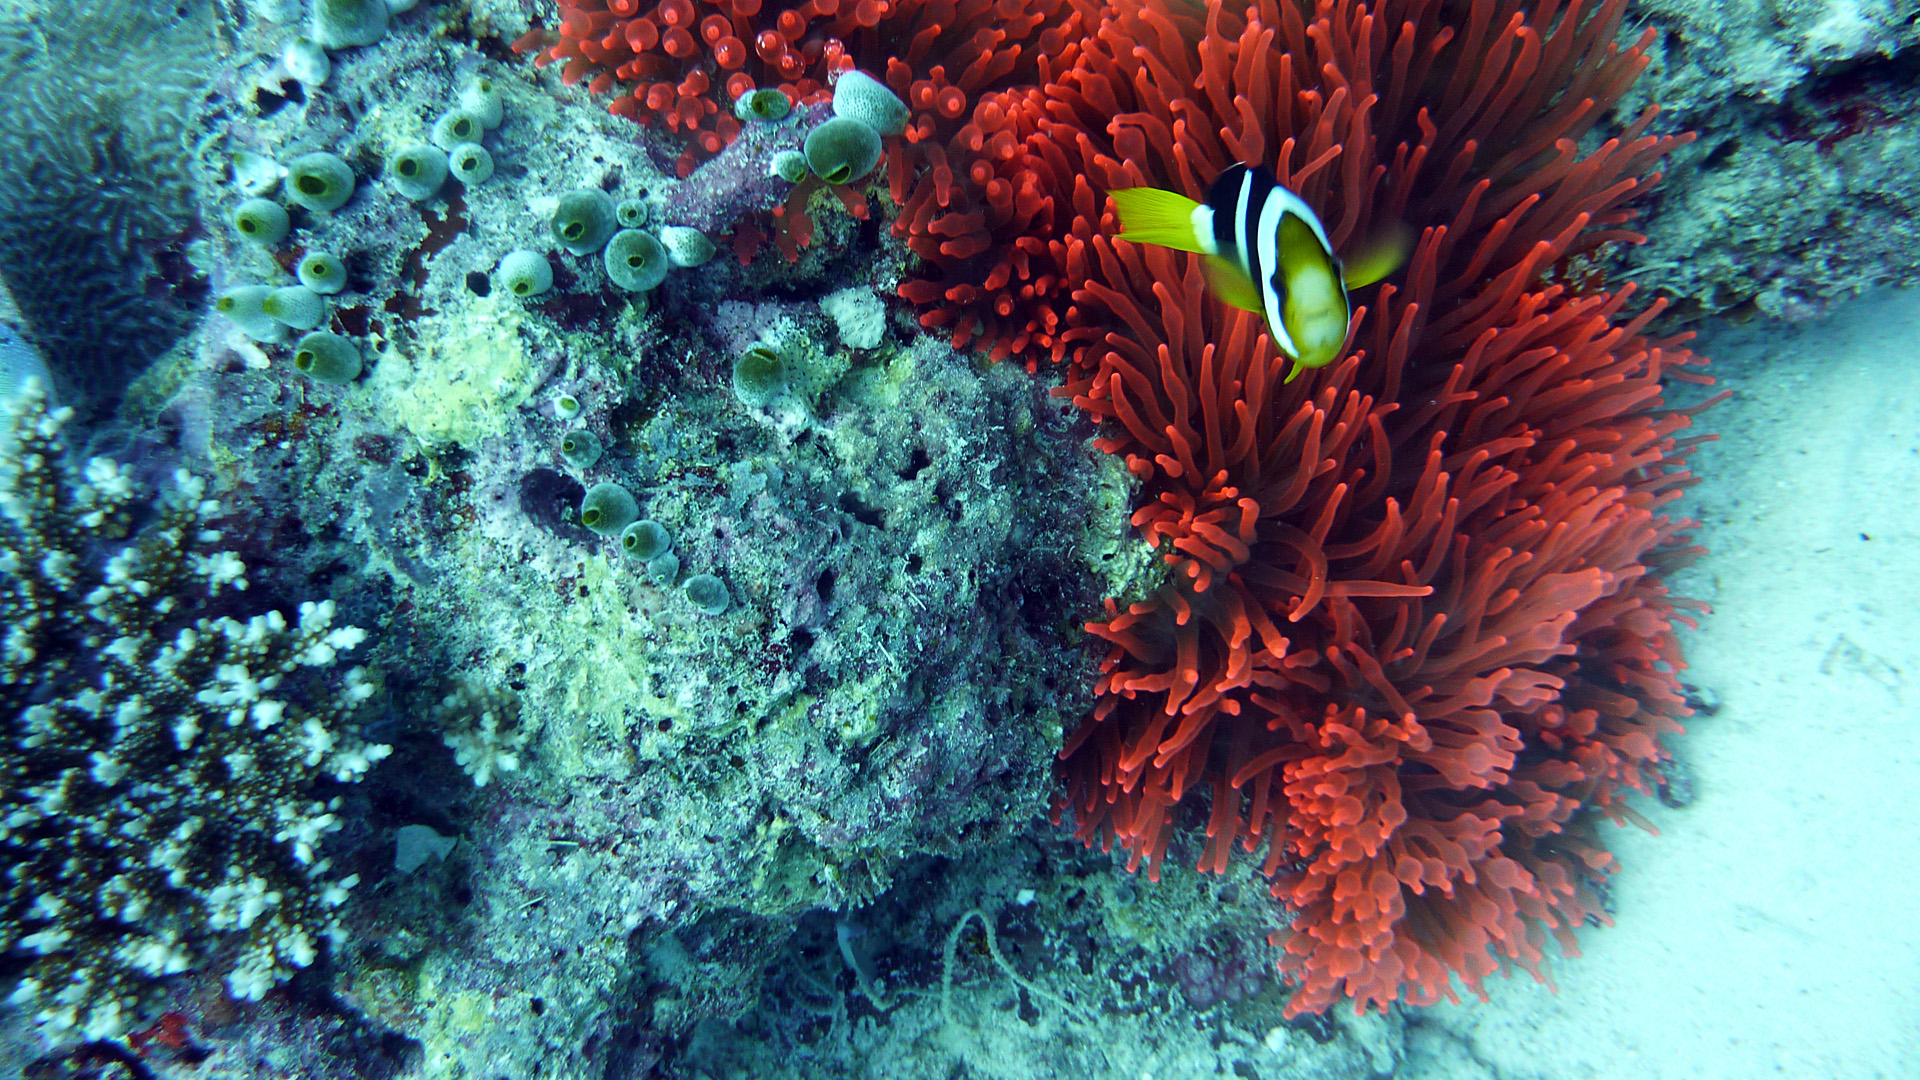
[1407,287,1920,1080]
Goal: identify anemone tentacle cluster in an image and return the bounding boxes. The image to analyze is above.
[1042,0,1711,1016]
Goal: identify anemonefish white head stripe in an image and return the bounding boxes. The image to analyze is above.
[1110,164,1394,382]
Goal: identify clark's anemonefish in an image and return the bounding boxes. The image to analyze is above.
[1109,163,1402,381]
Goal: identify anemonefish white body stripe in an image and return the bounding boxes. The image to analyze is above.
[1233,167,1341,363]
[1110,163,1382,381]
[1188,203,1220,256]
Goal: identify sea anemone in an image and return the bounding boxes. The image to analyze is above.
[1048,0,1713,1017]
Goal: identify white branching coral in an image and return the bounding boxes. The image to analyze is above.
[0,381,391,1038]
[438,678,528,787]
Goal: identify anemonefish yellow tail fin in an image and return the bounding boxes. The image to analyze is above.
[1202,256,1265,315]
[1110,187,1209,253]
[1339,220,1413,289]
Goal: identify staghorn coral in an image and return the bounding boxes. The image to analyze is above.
[0,384,388,1040]
[1046,0,1714,1017]
[438,678,528,787]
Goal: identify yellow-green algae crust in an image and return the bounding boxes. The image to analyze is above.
[370,297,538,448]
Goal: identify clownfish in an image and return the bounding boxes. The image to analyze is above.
[1109,163,1402,381]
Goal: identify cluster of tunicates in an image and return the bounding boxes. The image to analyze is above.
[730,83,797,185]
[765,70,908,187]
[221,80,492,384]
[218,66,511,385]
[217,149,370,383]
[228,150,355,252]
[220,0,436,383]
[488,77,745,301]
[387,76,502,202]
[495,186,717,300]
[304,0,425,53]
[620,518,682,588]
[218,147,363,383]
[576,191,713,286]
[566,482,728,614]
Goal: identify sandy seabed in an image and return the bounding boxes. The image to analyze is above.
[1401,287,1920,1080]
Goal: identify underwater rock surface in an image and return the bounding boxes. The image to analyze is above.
[1616,0,1920,322]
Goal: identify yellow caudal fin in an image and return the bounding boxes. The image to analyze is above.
[1110,187,1208,253]
[1340,220,1413,289]
[1202,255,1265,315]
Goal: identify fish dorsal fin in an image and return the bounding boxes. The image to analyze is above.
[1203,255,1266,315]
[1110,187,1210,254]
[1339,220,1413,289]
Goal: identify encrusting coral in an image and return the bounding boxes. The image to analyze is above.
[0,383,388,1038]
[1045,0,1716,1016]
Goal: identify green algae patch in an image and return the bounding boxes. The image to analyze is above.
[447,989,495,1033]
[825,669,891,748]
[371,297,537,449]
[741,814,893,917]
[1086,448,1156,598]
[541,551,691,762]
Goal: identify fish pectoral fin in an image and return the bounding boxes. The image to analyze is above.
[1202,255,1266,315]
[1339,220,1413,289]
[1110,187,1209,253]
